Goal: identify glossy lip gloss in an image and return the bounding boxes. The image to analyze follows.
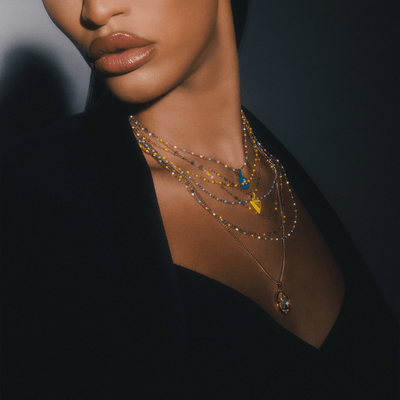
[89,32,155,76]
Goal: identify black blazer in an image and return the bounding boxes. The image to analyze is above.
[1,95,398,398]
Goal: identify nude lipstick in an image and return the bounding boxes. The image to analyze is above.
[89,32,155,76]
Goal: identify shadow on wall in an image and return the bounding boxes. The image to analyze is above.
[0,45,73,151]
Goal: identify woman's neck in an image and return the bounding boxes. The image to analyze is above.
[133,1,244,168]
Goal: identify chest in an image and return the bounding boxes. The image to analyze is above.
[149,166,345,349]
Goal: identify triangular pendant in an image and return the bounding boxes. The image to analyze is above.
[250,199,262,214]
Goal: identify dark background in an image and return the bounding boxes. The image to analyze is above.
[239,0,399,323]
[1,0,399,323]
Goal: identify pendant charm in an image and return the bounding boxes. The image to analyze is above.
[249,192,261,214]
[238,169,250,190]
[276,290,291,315]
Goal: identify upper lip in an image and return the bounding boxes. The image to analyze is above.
[89,32,155,62]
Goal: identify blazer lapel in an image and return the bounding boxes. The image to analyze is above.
[82,94,188,362]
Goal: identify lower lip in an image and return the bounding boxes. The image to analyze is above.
[94,44,155,76]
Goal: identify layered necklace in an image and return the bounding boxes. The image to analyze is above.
[129,111,297,315]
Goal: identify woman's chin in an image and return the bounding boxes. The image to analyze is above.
[103,72,172,105]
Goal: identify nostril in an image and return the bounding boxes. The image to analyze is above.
[81,5,109,28]
[80,12,104,30]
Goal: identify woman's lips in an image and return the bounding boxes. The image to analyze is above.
[89,32,155,76]
[94,45,155,75]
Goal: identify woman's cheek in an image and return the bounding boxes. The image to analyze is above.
[42,1,76,30]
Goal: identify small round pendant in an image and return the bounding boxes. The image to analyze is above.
[276,290,291,315]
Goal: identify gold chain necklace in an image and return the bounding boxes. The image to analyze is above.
[214,189,291,314]
[129,112,295,314]
[176,176,291,314]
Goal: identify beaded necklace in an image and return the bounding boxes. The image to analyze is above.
[134,121,278,203]
[134,128,260,195]
[129,112,297,232]
[131,113,281,216]
[133,129,279,218]
[129,111,296,314]
[131,112,256,191]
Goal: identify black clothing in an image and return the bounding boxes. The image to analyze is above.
[175,264,396,399]
[2,95,398,398]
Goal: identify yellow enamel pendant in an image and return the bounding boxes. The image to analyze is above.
[249,192,262,214]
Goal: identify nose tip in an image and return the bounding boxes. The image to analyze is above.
[81,0,130,28]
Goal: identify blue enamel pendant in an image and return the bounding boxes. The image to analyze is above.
[238,169,250,190]
[277,290,291,315]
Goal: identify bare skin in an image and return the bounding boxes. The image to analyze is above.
[145,144,345,350]
[43,0,344,349]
